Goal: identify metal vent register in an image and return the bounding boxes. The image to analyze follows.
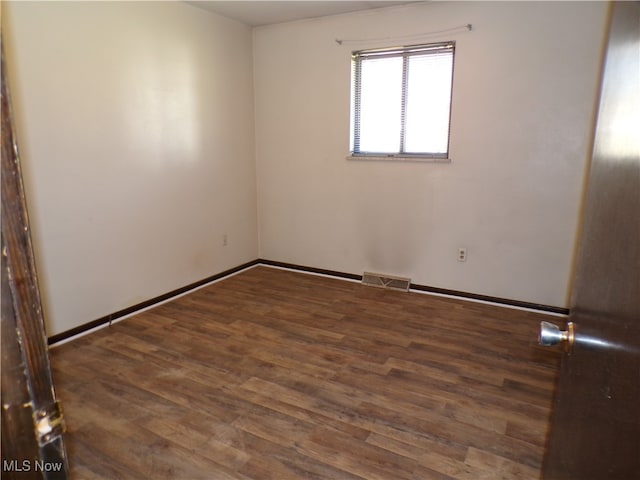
[362,272,411,292]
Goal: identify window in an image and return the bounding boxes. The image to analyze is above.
[350,41,455,159]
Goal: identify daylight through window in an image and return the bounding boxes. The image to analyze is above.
[351,41,455,159]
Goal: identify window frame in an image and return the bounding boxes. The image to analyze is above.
[349,41,456,162]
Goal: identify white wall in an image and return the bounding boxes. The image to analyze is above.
[254,1,608,308]
[2,1,609,336]
[3,1,258,336]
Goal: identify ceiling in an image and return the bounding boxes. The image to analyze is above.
[186,1,420,27]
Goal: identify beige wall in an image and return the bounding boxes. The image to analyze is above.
[3,1,258,335]
[254,1,608,307]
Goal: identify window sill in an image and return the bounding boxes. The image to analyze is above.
[347,154,451,163]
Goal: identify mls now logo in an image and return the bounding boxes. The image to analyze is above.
[3,459,64,472]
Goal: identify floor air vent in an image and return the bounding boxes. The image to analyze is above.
[362,272,411,292]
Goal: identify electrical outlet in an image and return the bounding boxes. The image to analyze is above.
[458,247,467,262]
[223,234,228,247]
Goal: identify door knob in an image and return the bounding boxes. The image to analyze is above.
[539,321,575,350]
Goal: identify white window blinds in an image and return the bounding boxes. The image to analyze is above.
[351,41,455,158]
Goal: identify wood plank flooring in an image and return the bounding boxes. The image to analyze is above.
[50,266,561,479]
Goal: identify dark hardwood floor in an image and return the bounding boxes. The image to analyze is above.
[50,266,561,479]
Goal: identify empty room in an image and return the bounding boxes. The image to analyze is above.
[2,1,638,479]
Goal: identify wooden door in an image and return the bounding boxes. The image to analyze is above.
[543,2,639,478]
[1,40,68,478]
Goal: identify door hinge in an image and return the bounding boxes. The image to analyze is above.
[35,401,66,446]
